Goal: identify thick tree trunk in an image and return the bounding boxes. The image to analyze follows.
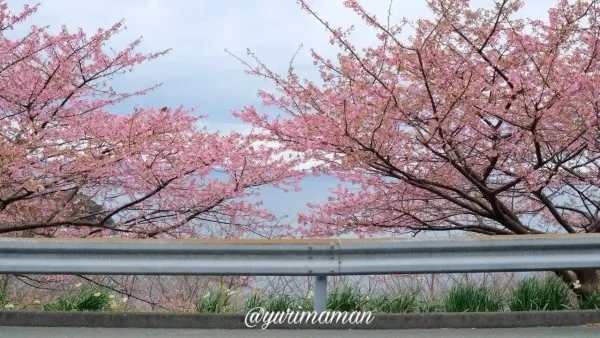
[554,269,600,296]
[573,269,600,296]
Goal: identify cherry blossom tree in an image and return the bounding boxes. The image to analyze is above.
[0,2,304,240]
[233,0,600,294]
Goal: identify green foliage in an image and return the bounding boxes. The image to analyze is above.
[509,276,571,311]
[418,298,445,313]
[265,293,297,312]
[0,290,6,306]
[76,291,112,311]
[298,293,314,311]
[326,284,366,312]
[196,286,232,313]
[245,290,308,312]
[14,274,595,314]
[244,290,265,312]
[43,298,76,312]
[444,284,503,312]
[577,290,600,310]
[43,286,112,312]
[367,290,420,313]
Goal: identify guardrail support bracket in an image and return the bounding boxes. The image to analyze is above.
[314,275,327,312]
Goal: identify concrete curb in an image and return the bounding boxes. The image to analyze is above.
[1,310,600,329]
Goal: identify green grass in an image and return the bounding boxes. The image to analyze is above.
[265,293,297,312]
[577,290,600,310]
[4,274,594,313]
[43,298,77,312]
[244,291,306,312]
[196,287,232,313]
[367,290,420,313]
[298,293,314,311]
[43,286,113,312]
[509,276,571,311]
[326,284,366,311]
[244,290,265,312]
[418,298,445,313]
[444,284,503,312]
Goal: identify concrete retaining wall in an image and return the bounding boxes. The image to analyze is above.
[1,310,599,329]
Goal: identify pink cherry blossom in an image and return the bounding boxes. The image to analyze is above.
[0,2,305,239]
[233,0,600,241]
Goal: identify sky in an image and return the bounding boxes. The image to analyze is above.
[4,0,557,231]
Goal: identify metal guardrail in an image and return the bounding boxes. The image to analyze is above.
[1,234,600,311]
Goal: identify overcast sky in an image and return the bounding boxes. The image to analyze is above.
[5,0,556,229]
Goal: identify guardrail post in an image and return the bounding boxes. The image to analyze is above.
[314,275,327,312]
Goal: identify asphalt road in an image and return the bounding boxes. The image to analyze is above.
[2,327,600,337]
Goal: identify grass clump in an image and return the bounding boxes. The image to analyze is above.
[298,292,314,311]
[326,284,366,311]
[43,286,113,312]
[509,276,571,311]
[444,283,503,312]
[368,290,419,313]
[244,289,265,312]
[196,284,237,313]
[577,290,600,310]
[418,297,444,313]
[244,290,299,312]
[265,293,297,312]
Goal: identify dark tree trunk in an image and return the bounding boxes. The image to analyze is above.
[554,269,600,296]
[573,269,600,296]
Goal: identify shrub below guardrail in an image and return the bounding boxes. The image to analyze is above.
[196,284,237,313]
[367,289,420,313]
[4,274,600,313]
[509,275,571,311]
[42,286,114,312]
[578,291,600,310]
[419,297,445,313]
[0,290,6,308]
[326,284,367,312]
[444,284,503,312]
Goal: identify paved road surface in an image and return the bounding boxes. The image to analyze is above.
[2,327,600,337]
